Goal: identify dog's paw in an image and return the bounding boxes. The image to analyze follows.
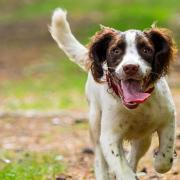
[154,151,173,173]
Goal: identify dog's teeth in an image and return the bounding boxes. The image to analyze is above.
[136,172,146,177]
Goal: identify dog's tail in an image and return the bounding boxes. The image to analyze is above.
[50,8,89,71]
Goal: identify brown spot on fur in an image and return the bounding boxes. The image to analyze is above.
[136,34,155,63]
[154,148,159,157]
[174,150,177,158]
[106,37,126,72]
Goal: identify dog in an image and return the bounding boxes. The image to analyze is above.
[50,8,177,180]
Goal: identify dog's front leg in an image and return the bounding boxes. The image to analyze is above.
[94,144,110,180]
[100,133,137,180]
[89,103,109,180]
[154,116,176,173]
[100,113,137,180]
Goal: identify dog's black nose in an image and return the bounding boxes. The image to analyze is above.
[123,64,139,75]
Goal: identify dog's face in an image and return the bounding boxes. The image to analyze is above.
[89,27,176,108]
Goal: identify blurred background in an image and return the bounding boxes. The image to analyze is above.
[0,0,180,112]
[0,0,179,179]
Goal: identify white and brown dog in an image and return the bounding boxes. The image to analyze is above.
[50,8,177,180]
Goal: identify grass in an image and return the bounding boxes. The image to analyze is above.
[0,48,87,111]
[1,0,180,31]
[0,151,65,180]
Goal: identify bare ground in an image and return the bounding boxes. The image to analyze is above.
[0,108,179,180]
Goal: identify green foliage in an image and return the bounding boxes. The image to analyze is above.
[0,151,65,180]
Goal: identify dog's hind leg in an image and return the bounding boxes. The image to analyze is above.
[128,136,152,172]
[50,8,88,70]
[89,103,109,180]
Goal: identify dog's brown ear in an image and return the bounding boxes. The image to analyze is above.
[144,28,177,82]
[89,28,117,82]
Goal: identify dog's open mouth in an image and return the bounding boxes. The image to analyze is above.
[120,79,152,109]
[107,74,154,109]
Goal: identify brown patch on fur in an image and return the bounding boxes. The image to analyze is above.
[107,37,125,52]
[88,27,119,83]
[136,36,154,53]
[136,34,155,64]
[137,35,154,49]
[144,27,177,83]
[106,37,126,72]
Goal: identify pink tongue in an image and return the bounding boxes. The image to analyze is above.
[121,80,150,103]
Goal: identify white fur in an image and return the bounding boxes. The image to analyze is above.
[116,30,151,80]
[50,8,88,70]
[50,9,176,180]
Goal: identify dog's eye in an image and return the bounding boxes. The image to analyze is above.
[112,47,122,55]
[142,47,153,55]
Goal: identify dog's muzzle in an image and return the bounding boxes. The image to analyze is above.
[106,71,154,109]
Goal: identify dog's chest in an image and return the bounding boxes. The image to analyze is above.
[86,75,174,139]
[114,96,166,139]
[118,110,158,139]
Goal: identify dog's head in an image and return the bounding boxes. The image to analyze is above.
[89,27,177,108]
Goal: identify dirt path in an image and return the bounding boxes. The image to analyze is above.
[0,110,179,180]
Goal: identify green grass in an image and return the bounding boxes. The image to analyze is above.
[0,48,87,111]
[0,151,65,180]
[1,0,180,30]
[1,0,179,41]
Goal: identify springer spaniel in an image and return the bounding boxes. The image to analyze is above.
[50,9,177,180]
